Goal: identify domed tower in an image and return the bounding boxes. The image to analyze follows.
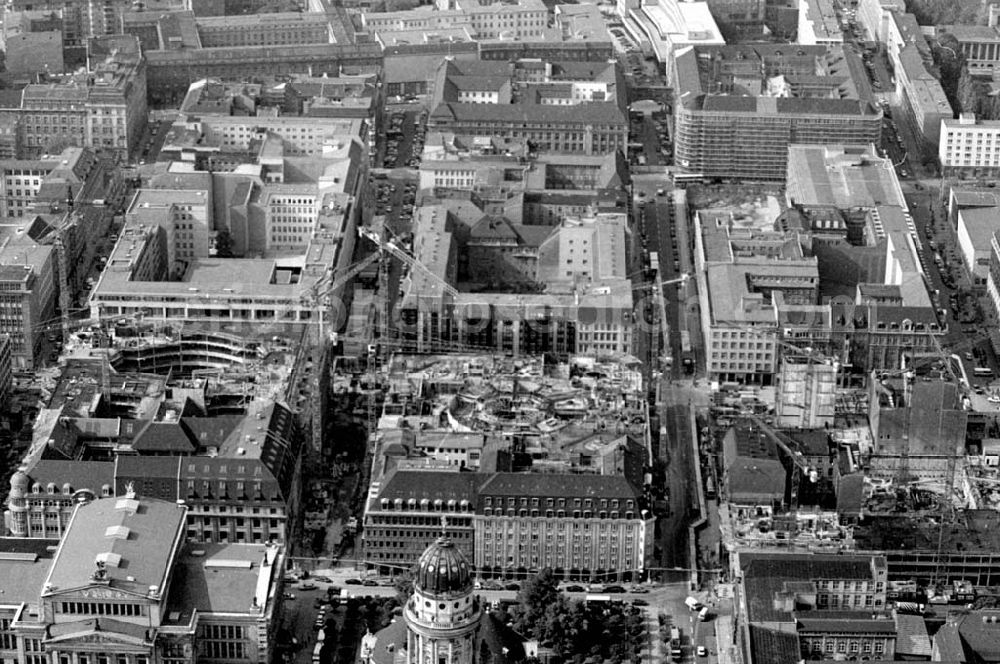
[7,470,29,536]
[404,537,481,664]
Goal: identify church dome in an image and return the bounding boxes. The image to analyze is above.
[9,471,29,499]
[415,537,472,595]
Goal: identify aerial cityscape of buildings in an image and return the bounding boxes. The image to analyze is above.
[0,0,999,663]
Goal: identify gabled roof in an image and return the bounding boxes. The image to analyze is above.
[131,421,198,454]
[895,612,932,657]
[749,625,800,664]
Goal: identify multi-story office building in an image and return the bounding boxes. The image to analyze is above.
[428,59,628,156]
[798,0,844,45]
[694,212,822,384]
[399,206,634,357]
[881,12,952,145]
[90,132,365,327]
[363,470,652,581]
[939,114,1000,174]
[0,493,284,664]
[736,551,890,663]
[363,468,481,573]
[474,473,652,581]
[856,0,903,42]
[671,45,882,181]
[434,0,549,39]
[0,238,56,370]
[18,43,147,158]
[196,12,334,47]
[166,113,365,158]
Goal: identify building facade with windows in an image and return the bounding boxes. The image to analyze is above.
[6,462,115,539]
[0,238,56,370]
[671,45,882,181]
[362,469,480,574]
[19,44,146,159]
[940,114,1000,174]
[473,473,652,581]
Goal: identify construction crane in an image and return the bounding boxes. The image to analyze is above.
[745,412,818,509]
[358,225,459,299]
[299,251,382,344]
[724,323,840,367]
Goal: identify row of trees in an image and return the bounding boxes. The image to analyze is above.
[509,569,647,664]
[934,29,1000,123]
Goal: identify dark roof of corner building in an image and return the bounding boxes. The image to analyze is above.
[477,472,641,502]
[114,406,300,503]
[749,625,800,664]
[430,101,626,125]
[114,456,183,502]
[740,552,879,580]
[781,429,830,456]
[836,473,865,515]
[796,614,898,633]
[725,459,785,505]
[24,459,114,495]
[131,415,242,454]
[377,468,482,504]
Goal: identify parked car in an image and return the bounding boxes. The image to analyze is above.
[345,578,363,585]
[362,579,379,587]
[504,583,521,591]
[565,585,585,593]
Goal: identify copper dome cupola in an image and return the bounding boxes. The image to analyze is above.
[414,537,472,596]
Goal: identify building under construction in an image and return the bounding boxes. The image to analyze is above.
[774,359,837,429]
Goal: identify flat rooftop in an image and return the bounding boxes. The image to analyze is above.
[163,542,280,626]
[0,540,56,606]
[786,144,904,209]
